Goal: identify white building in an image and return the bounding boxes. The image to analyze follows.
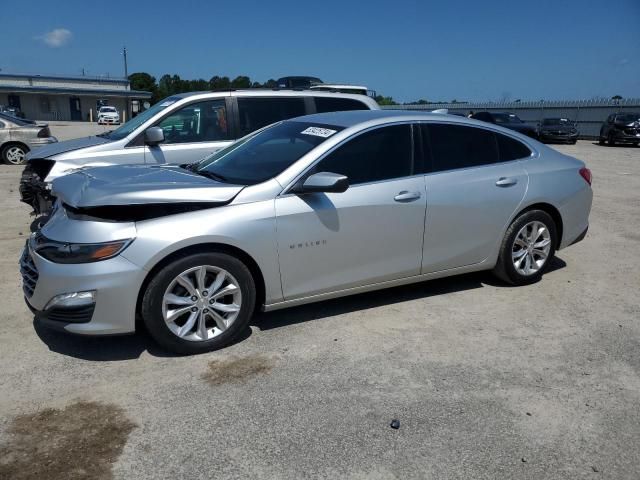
[0,72,152,122]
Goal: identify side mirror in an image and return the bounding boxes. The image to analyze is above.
[144,126,165,146]
[292,172,349,194]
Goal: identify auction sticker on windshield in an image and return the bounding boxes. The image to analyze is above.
[301,127,337,138]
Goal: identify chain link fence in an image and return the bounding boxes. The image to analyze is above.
[382,98,640,139]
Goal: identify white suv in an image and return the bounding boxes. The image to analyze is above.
[97,106,120,125]
[21,90,379,214]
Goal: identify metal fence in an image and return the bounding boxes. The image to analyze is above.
[382,98,640,139]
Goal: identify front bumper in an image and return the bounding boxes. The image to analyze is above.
[20,243,146,335]
[539,131,578,143]
[98,117,119,124]
[27,137,58,149]
[611,129,640,143]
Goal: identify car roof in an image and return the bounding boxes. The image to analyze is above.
[171,89,373,100]
[288,109,485,128]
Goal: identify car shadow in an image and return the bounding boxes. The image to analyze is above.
[32,318,252,361]
[33,257,566,360]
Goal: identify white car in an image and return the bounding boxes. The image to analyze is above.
[97,106,120,125]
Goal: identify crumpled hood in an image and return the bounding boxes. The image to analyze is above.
[27,135,111,159]
[52,164,245,208]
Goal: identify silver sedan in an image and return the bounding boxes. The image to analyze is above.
[22,110,592,354]
[0,112,57,165]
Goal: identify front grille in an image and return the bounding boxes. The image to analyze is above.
[20,246,39,298]
[45,305,95,324]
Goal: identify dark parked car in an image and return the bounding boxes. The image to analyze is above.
[539,118,578,144]
[471,112,538,139]
[599,112,640,146]
[0,105,26,119]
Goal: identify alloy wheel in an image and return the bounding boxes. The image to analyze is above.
[511,221,552,276]
[162,265,242,342]
[5,146,26,164]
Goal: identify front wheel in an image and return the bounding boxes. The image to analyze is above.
[493,210,557,285]
[141,252,256,354]
[608,133,616,146]
[2,144,28,165]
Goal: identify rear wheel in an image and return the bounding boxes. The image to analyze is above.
[2,144,28,165]
[141,252,256,354]
[493,210,557,285]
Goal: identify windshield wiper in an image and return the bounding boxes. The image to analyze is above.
[195,170,228,183]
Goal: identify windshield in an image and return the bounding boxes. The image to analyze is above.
[616,113,640,123]
[542,118,572,126]
[195,121,343,185]
[100,107,116,112]
[493,113,523,124]
[103,96,181,141]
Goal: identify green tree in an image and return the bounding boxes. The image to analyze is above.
[209,76,231,90]
[375,95,397,106]
[263,78,278,88]
[231,75,251,88]
[128,72,159,103]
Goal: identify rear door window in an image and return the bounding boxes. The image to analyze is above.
[424,123,499,172]
[314,97,368,113]
[237,97,306,137]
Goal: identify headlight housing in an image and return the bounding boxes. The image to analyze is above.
[31,233,132,264]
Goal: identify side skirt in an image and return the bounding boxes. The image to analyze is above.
[263,261,492,312]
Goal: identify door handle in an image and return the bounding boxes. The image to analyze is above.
[394,191,422,202]
[495,177,518,187]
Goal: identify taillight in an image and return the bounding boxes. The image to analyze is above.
[579,167,592,186]
[37,127,51,138]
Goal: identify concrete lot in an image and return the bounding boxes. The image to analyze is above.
[0,140,639,479]
[47,121,113,141]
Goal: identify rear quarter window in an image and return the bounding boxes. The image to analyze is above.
[496,133,532,161]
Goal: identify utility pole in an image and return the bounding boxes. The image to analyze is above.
[123,46,129,122]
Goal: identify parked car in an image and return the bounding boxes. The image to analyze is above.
[97,106,120,125]
[471,112,538,138]
[0,113,57,165]
[0,105,26,119]
[538,118,579,144]
[21,110,592,354]
[20,90,379,215]
[598,112,640,146]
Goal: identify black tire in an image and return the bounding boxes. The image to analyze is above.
[141,252,256,355]
[608,133,616,146]
[570,139,577,145]
[493,210,557,286]
[598,138,605,145]
[1,143,28,165]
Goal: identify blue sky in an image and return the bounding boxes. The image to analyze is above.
[2,0,638,102]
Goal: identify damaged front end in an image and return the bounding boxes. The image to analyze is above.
[64,202,228,222]
[19,159,56,216]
